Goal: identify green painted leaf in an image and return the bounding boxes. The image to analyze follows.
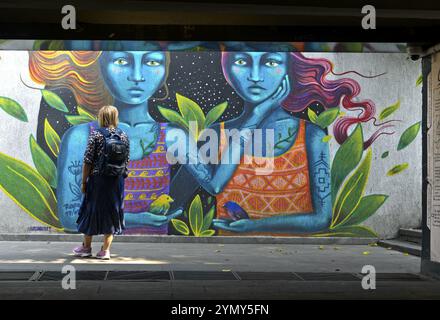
[176,93,205,136]
[332,148,372,228]
[416,74,423,87]
[379,100,400,120]
[0,96,28,122]
[204,101,228,128]
[0,151,61,229]
[202,205,215,231]
[316,108,340,129]
[171,219,190,235]
[47,40,64,50]
[331,124,364,204]
[200,229,215,237]
[316,225,378,238]
[344,43,364,52]
[322,135,332,143]
[338,194,388,227]
[189,195,204,236]
[307,108,318,123]
[397,122,421,151]
[41,90,68,113]
[44,118,61,157]
[157,106,188,130]
[65,115,94,126]
[32,40,47,50]
[77,106,96,120]
[381,151,389,159]
[29,135,57,188]
[387,163,409,176]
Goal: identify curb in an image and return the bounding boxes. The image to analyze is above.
[0,233,377,245]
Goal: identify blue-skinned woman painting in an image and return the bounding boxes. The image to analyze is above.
[170,49,387,235]
[29,50,183,234]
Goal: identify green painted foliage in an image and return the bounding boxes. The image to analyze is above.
[202,205,215,231]
[397,122,421,151]
[416,74,423,87]
[29,135,57,188]
[0,151,61,230]
[44,118,61,157]
[307,108,318,123]
[330,124,364,204]
[315,225,378,238]
[379,100,400,120]
[205,102,228,128]
[41,90,68,113]
[338,194,388,227]
[158,93,227,141]
[0,96,28,122]
[171,219,190,235]
[387,163,409,176]
[157,106,188,130]
[332,148,372,228]
[315,108,340,129]
[189,194,204,236]
[381,151,389,159]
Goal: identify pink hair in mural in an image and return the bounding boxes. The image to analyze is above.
[281,53,393,148]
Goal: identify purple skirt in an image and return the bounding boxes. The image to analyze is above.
[77,175,125,236]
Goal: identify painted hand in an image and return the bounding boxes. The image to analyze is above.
[212,218,258,233]
[129,209,183,228]
[252,74,291,119]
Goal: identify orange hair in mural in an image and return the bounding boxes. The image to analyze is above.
[28,51,113,113]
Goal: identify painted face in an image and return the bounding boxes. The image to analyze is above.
[222,52,288,104]
[99,51,167,105]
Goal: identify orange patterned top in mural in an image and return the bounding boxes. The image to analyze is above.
[216,119,314,231]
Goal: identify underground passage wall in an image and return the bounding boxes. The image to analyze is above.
[0,47,422,238]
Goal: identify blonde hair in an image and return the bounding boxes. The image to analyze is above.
[98,105,119,128]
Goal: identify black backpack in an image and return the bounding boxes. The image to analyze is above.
[97,127,128,177]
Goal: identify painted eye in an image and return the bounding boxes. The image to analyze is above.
[265,60,279,67]
[234,59,247,66]
[114,58,128,65]
[146,60,161,66]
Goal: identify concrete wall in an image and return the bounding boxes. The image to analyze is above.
[0,50,422,238]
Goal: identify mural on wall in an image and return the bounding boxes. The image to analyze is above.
[0,41,421,237]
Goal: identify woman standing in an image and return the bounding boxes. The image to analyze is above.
[73,106,129,259]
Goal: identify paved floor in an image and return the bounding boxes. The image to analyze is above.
[0,241,439,299]
[0,241,421,272]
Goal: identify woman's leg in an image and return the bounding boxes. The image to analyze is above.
[84,235,92,248]
[102,234,114,251]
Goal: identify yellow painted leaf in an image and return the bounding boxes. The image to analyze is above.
[44,118,61,157]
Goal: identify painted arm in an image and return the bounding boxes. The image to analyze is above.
[167,76,291,197]
[166,116,256,196]
[213,123,332,233]
[56,124,89,232]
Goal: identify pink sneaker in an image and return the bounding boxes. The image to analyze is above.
[73,244,92,257]
[96,248,111,260]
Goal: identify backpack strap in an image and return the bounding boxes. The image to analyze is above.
[97,127,110,137]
